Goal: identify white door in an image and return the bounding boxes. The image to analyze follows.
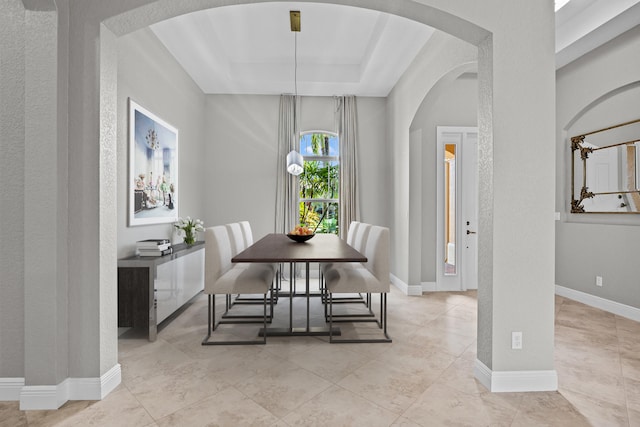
[436,127,478,291]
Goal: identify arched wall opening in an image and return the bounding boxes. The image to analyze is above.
[408,62,478,291]
[12,0,558,409]
[98,0,497,379]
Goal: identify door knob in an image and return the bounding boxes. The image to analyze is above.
[466,230,476,235]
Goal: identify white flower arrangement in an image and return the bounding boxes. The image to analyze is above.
[174,216,204,245]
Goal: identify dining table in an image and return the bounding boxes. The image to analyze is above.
[231,233,366,336]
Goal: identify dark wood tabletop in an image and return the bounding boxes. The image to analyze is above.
[232,233,366,263]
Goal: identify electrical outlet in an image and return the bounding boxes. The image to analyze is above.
[512,331,523,350]
[596,276,603,287]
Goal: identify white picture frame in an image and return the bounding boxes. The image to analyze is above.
[128,99,179,226]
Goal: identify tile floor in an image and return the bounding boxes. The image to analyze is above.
[2,283,640,426]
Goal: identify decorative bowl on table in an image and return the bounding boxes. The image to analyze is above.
[286,226,315,242]
[286,233,314,243]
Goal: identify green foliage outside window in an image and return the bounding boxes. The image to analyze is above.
[298,132,339,235]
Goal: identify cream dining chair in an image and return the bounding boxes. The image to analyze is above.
[202,225,274,345]
[324,224,391,343]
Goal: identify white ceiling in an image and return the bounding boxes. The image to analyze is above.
[150,1,640,97]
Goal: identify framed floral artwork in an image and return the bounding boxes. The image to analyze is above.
[128,99,179,226]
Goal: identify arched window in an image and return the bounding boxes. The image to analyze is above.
[298,131,339,234]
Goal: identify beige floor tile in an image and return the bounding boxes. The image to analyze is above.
[285,341,373,383]
[282,385,399,426]
[556,358,627,405]
[234,363,332,418]
[615,315,640,333]
[156,387,278,427]
[125,360,230,420]
[10,289,639,426]
[629,407,640,427]
[403,383,518,426]
[119,339,194,387]
[555,323,620,350]
[432,356,487,396]
[626,376,640,411]
[560,388,629,426]
[622,353,640,382]
[262,335,328,360]
[337,359,434,414]
[200,346,283,385]
[555,339,623,378]
[26,386,153,427]
[25,400,95,427]
[372,342,456,382]
[427,312,477,339]
[390,417,424,427]
[0,402,27,427]
[407,325,475,357]
[510,392,593,426]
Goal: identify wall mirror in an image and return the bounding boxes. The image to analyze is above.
[571,118,640,213]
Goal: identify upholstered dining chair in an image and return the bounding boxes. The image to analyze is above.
[321,221,371,308]
[227,221,279,307]
[324,225,392,343]
[202,225,274,345]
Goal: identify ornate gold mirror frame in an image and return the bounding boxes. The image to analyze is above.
[571,118,640,213]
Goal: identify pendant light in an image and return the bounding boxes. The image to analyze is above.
[286,10,304,176]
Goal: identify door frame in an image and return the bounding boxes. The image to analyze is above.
[436,126,478,291]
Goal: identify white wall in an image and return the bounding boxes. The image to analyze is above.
[556,25,640,308]
[203,95,387,239]
[117,28,207,258]
[410,73,478,283]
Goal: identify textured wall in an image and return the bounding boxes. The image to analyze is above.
[23,6,61,386]
[0,0,26,378]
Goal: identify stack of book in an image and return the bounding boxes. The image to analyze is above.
[136,239,173,257]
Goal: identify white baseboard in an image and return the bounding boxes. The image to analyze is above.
[390,274,422,296]
[18,363,121,410]
[555,285,640,322]
[0,378,25,401]
[68,363,121,400]
[421,282,436,292]
[474,359,558,392]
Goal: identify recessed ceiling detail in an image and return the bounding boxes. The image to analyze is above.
[150,3,435,97]
[149,0,640,95]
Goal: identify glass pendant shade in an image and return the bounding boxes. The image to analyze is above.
[286,150,304,175]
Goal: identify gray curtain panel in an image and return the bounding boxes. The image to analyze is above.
[275,94,300,234]
[336,95,360,240]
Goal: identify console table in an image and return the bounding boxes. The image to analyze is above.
[118,242,204,341]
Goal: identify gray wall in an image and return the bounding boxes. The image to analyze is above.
[556,25,640,308]
[0,0,27,379]
[116,31,388,253]
[0,0,64,385]
[1,0,558,399]
[410,73,478,283]
[117,28,207,258]
[203,94,388,240]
